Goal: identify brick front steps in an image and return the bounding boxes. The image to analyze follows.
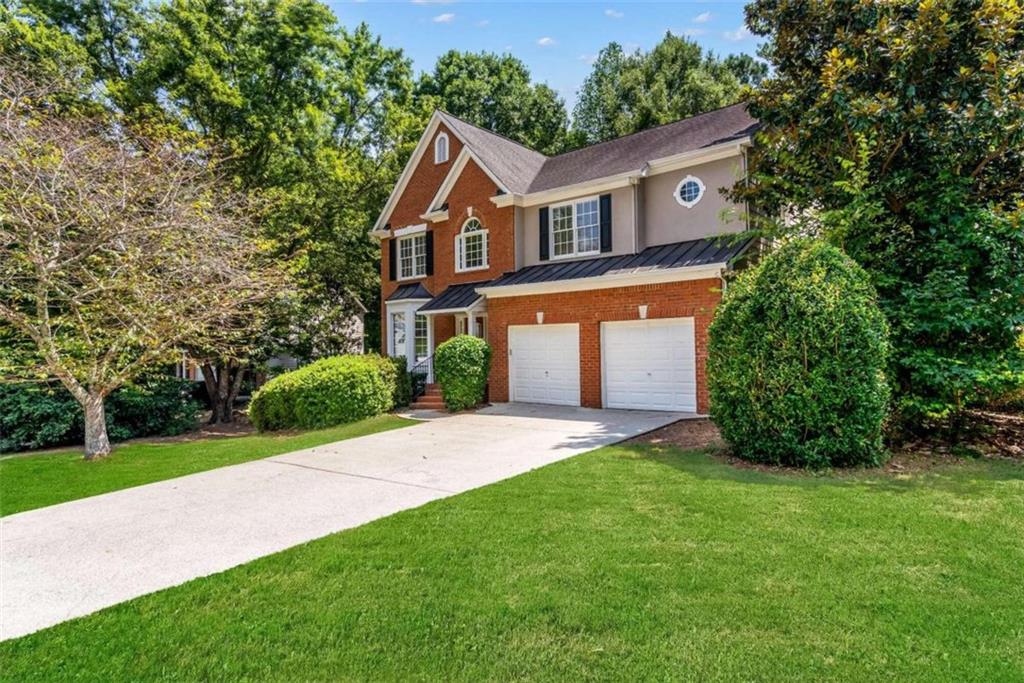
[410,384,445,411]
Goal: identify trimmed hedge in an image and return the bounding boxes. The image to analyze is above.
[248,354,396,431]
[707,239,891,468]
[0,376,199,453]
[434,335,492,412]
[387,356,412,408]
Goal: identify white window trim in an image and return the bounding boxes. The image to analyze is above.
[549,194,601,260]
[397,233,427,281]
[674,175,705,208]
[455,217,490,273]
[434,132,449,164]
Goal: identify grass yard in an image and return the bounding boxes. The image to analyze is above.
[0,415,414,516]
[2,443,1022,681]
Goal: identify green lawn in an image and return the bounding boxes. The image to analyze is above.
[0,415,414,516]
[2,444,1022,681]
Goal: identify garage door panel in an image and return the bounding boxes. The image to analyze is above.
[602,319,697,412]
[508,324,580,407]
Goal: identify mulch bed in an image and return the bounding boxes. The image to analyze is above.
[628,409,1024,475]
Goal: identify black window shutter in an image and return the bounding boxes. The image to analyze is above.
[539,207,550,261]
[599,193,612,253]
[388,239,397,281]
[425,231,434,276]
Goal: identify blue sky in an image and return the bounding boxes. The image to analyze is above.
[325,1,761,112]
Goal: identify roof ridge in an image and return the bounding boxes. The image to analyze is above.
[437,110,548,159]
[545,100,750,160]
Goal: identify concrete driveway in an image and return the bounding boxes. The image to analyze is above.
[0,403,681,641]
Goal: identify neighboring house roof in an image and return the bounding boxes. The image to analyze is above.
[418,282,486,313]
[482,236,753,289]
[386,283,433,301]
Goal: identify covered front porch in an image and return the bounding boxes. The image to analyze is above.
[384,282,489,384]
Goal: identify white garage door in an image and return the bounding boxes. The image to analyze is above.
[602,318,697,412]
[508,324,580,406]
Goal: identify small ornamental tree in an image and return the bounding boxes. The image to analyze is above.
[708,240,890,468]
[0,60,278,459]
[434,336,492,412]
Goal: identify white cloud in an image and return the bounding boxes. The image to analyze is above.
[476,19,490,27]
[578,53,598,64]
[433,12,455,23]
[537,36,556,46]
[723,25,752,41]
[683,28,707,37]
[693,11,712,23]
[604,8,623,19]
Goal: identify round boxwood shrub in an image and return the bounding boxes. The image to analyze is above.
[434,335,492,412]
[707,239,890,468]
[249,354,396,431]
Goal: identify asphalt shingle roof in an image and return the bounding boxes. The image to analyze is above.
[483,237,753,289]
[438,103,758,195]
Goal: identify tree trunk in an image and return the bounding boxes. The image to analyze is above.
[82,393,111,460]
[203,360,246,424]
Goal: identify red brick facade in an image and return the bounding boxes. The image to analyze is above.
[380,123,514,353]
[485,278,723,413]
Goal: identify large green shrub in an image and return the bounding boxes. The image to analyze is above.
[708,239,890,468]
[434,335,492,412]
[0,376,199,453]
[248,354,396,431]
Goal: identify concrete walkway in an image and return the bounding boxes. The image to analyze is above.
[0,403,681,641]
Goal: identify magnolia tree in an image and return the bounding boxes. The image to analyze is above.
[0,62,279,458]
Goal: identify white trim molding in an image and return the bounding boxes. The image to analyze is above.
[476,264,727,299]
[434,132,449,164]
[674,175,706,208]
[455,217,490,273]
[393,223,427,238]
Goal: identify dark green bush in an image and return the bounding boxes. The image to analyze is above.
[707,239,890,468]
[434,335,492,412]
[0,375,199,453]
[386,356,412,408]
[248,354,395,431]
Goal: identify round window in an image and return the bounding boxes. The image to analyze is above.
[674,175,705,208]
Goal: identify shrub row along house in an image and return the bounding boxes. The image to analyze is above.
[372,104,758,414]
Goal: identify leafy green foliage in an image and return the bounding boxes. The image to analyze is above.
[738,0,1024,433]
[386,356,412,408]
[249,355,395,431]
[708,240,890,468]
[433,335,492,412]
[571,33,745,145]
[0,376,199,453]
[416,50,568,154]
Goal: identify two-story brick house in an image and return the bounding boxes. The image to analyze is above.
[372,103,758,414]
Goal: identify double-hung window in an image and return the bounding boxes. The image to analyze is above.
[456,218,488,272]
[551,197,600,258]
[398,233,426,280]
[414,315,428,361]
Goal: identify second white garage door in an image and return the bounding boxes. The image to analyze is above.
[508,324,580,406]
[602,318,697,412]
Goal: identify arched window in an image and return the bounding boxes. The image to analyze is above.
[674,175,705,208]
[434,133,449,164]
[456,217,488,272]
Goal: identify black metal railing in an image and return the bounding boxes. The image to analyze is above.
[410,354,433,400]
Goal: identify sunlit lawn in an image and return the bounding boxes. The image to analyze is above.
[2,443,1022,680]
[0,415,415,515]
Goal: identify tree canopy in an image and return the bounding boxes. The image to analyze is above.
[571,32,755,145]
[415,50,568,155]
[738,0,1024,431]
